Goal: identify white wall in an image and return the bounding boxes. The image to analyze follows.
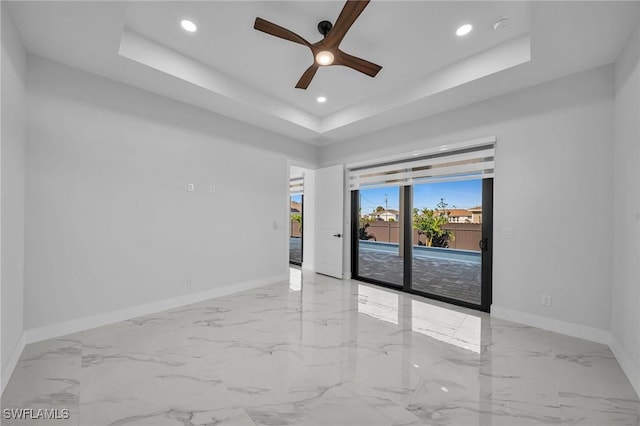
[611,20,640,395]
[1,5,27,392]
[24,55,318,331]
[322,65,615,336]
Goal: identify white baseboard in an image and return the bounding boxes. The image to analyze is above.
[491,305,610,345]
[25,273,288,345]
[1,333,26,395]
[609,333,640,398]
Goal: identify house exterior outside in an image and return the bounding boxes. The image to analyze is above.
[438,208,474,223]
[290,201,302,215]
[372,209,400,222]
[468,206,483,223]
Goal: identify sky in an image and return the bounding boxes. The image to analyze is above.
[359,179,482,213]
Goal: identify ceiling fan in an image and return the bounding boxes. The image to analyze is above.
[253,0,382,90]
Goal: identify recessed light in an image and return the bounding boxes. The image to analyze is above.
[317,96,327,103]
[181,19,197,33]
[456,24,472,37]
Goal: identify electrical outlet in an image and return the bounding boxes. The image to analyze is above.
[187,184,195,192]
[541,293,552,307]
[505,227,513,239]
[185,278,192,287]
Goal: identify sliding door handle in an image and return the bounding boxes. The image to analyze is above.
[333,233,342,238]
[479,238,488,252]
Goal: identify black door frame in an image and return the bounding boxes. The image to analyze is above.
[351,179,493,313]
[480,179,493,311]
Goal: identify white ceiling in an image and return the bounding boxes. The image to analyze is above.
[7,1,640,145]
[124,1,531,117]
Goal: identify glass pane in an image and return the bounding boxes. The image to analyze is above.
[289,195,302,264]
[357,186,404,286]
[411,180,482,304]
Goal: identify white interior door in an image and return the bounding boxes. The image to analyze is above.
[315,164,344,279]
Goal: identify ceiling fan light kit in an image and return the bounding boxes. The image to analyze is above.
[253,0,383,89]
[315,51,335,66]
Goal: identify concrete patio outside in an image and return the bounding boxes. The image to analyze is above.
[290,237,481,305]
[357,242,481,305]
[289,236,302,264]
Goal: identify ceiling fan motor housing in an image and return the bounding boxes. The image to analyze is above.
[318,20,333,37]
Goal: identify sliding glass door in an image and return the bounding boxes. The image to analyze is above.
[351,179,493,312]
[349,142,495,311]
[410,179,492,308]
[354,186,404,287]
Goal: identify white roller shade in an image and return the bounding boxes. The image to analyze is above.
[347,142,495,190]
[290,177,304,195]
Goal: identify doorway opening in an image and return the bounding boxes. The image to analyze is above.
[290,193,303,266]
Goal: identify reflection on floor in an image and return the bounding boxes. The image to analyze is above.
[289,237,302,264]
[2,268,639,425]
[358,245,481,304]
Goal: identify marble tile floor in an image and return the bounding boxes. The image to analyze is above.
[2,268,639,426]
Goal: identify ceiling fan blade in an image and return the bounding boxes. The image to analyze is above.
[324,0,370,48]
[254,17,310,47]
[335,50,382,77]
[295,64,320,89]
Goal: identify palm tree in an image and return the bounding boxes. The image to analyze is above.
[412,207,453,247]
